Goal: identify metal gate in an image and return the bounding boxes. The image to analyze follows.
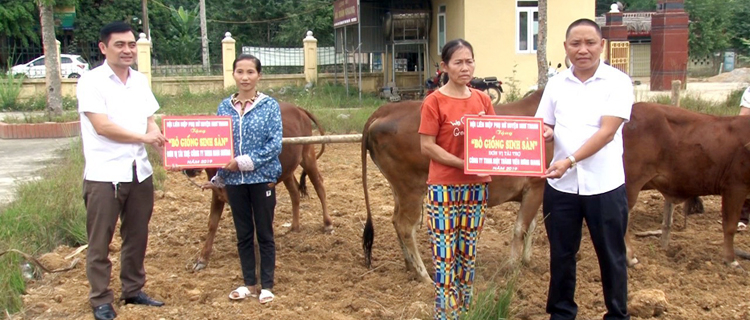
[609,41,630,75]
[629,43,651,77]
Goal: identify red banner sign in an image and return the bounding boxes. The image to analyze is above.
[333,0,359,27]
[162,116,234,169]
[464,116,546,176]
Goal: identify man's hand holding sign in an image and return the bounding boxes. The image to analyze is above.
[162,116,235,170]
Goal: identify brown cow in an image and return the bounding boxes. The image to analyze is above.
[362,91,750,281]
[191,102,332,271]
[361,91,548,282]
[623,102,750,267]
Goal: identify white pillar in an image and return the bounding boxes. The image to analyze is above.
[136,33,152,87]
[303,31,318,85]
[222,32,236,89]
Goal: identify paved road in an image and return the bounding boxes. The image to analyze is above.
[0,137,77,205]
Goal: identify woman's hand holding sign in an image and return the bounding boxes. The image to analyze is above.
[223,158,239,171]
[475,111,490,177]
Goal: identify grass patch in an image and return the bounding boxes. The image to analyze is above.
[276,83,383,134]
[1,111,79,124]
[502,65,525,103]
[0,139,166,314]
[276,82,384,110]
[156,83,386,134]
[461,267,519,320]
[155,87,234,116]
[0,83,385,314]
[2,95,78,113]
[0,74,25,111]
[649,88,745,116]
[0,140,87,313]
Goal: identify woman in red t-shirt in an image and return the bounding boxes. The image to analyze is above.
[418,39,495,319]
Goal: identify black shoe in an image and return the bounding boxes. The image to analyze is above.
[92,303,117,320]
[122,291,165,307]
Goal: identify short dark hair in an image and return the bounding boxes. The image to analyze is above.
[565,18,602,39]
[233,54,262,73]
[99,21,135,46]
[441,39,474,64]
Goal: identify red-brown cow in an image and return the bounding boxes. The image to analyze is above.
[191,102,332,271]
[623,102,750,267]
[362,92,750,281]
[361,91,548,282]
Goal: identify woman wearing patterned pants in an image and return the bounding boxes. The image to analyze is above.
[418,38,495,320]
[426,184,487,318]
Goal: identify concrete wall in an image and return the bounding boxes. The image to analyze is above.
[18,79,80,100]
[431,0,594,97]
[18,72,423,98]
[430,0,466,64]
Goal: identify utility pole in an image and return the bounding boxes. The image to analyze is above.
[141,0,149,39]
[199,0,210,73]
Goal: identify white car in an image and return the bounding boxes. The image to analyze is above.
[9,54,90,79]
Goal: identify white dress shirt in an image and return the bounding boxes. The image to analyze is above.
[77,61,159,183]
[535,61,634,195]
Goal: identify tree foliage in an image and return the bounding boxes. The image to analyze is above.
[622,0,657,11]
[66,0,334,65]
[274,0,334,47]
[157,5,200,65]
[727,0,750,55]
[685,0,732,57]
[206,0,333,60]
[596,0,739,57]
[0,1,39,48]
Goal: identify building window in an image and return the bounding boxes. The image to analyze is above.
[516,1,538,53]
[437,5,446,54]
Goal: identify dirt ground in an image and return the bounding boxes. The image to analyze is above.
[14,143,750,320]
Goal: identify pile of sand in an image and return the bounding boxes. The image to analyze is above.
[706,67,750,83]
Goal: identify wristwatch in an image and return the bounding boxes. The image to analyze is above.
[567,155,577,168]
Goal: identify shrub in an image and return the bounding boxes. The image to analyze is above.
[0,73,26,111]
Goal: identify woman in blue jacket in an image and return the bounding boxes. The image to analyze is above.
[207,54,282,304]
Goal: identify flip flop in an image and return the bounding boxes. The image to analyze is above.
[228,286,254,300]
[259,289,274,304]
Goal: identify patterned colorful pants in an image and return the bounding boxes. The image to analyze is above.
[426,183,488,320]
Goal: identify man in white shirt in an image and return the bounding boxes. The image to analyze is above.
[535,19,633,320]
[737,87,750,230]
[77,21,166,320]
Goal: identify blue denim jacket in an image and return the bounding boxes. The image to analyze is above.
[215,93,282,185]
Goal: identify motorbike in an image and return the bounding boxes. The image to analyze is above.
[425,64,504,105]
[528,62,563,92]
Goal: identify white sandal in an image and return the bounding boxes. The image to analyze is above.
[259,289,274,304]
[228,286,254,300]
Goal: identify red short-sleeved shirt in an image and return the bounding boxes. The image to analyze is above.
[419,88,496,184]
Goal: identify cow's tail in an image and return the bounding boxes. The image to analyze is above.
[298,107,326,197]
[362,117,375,268]
[300,107,326,158]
